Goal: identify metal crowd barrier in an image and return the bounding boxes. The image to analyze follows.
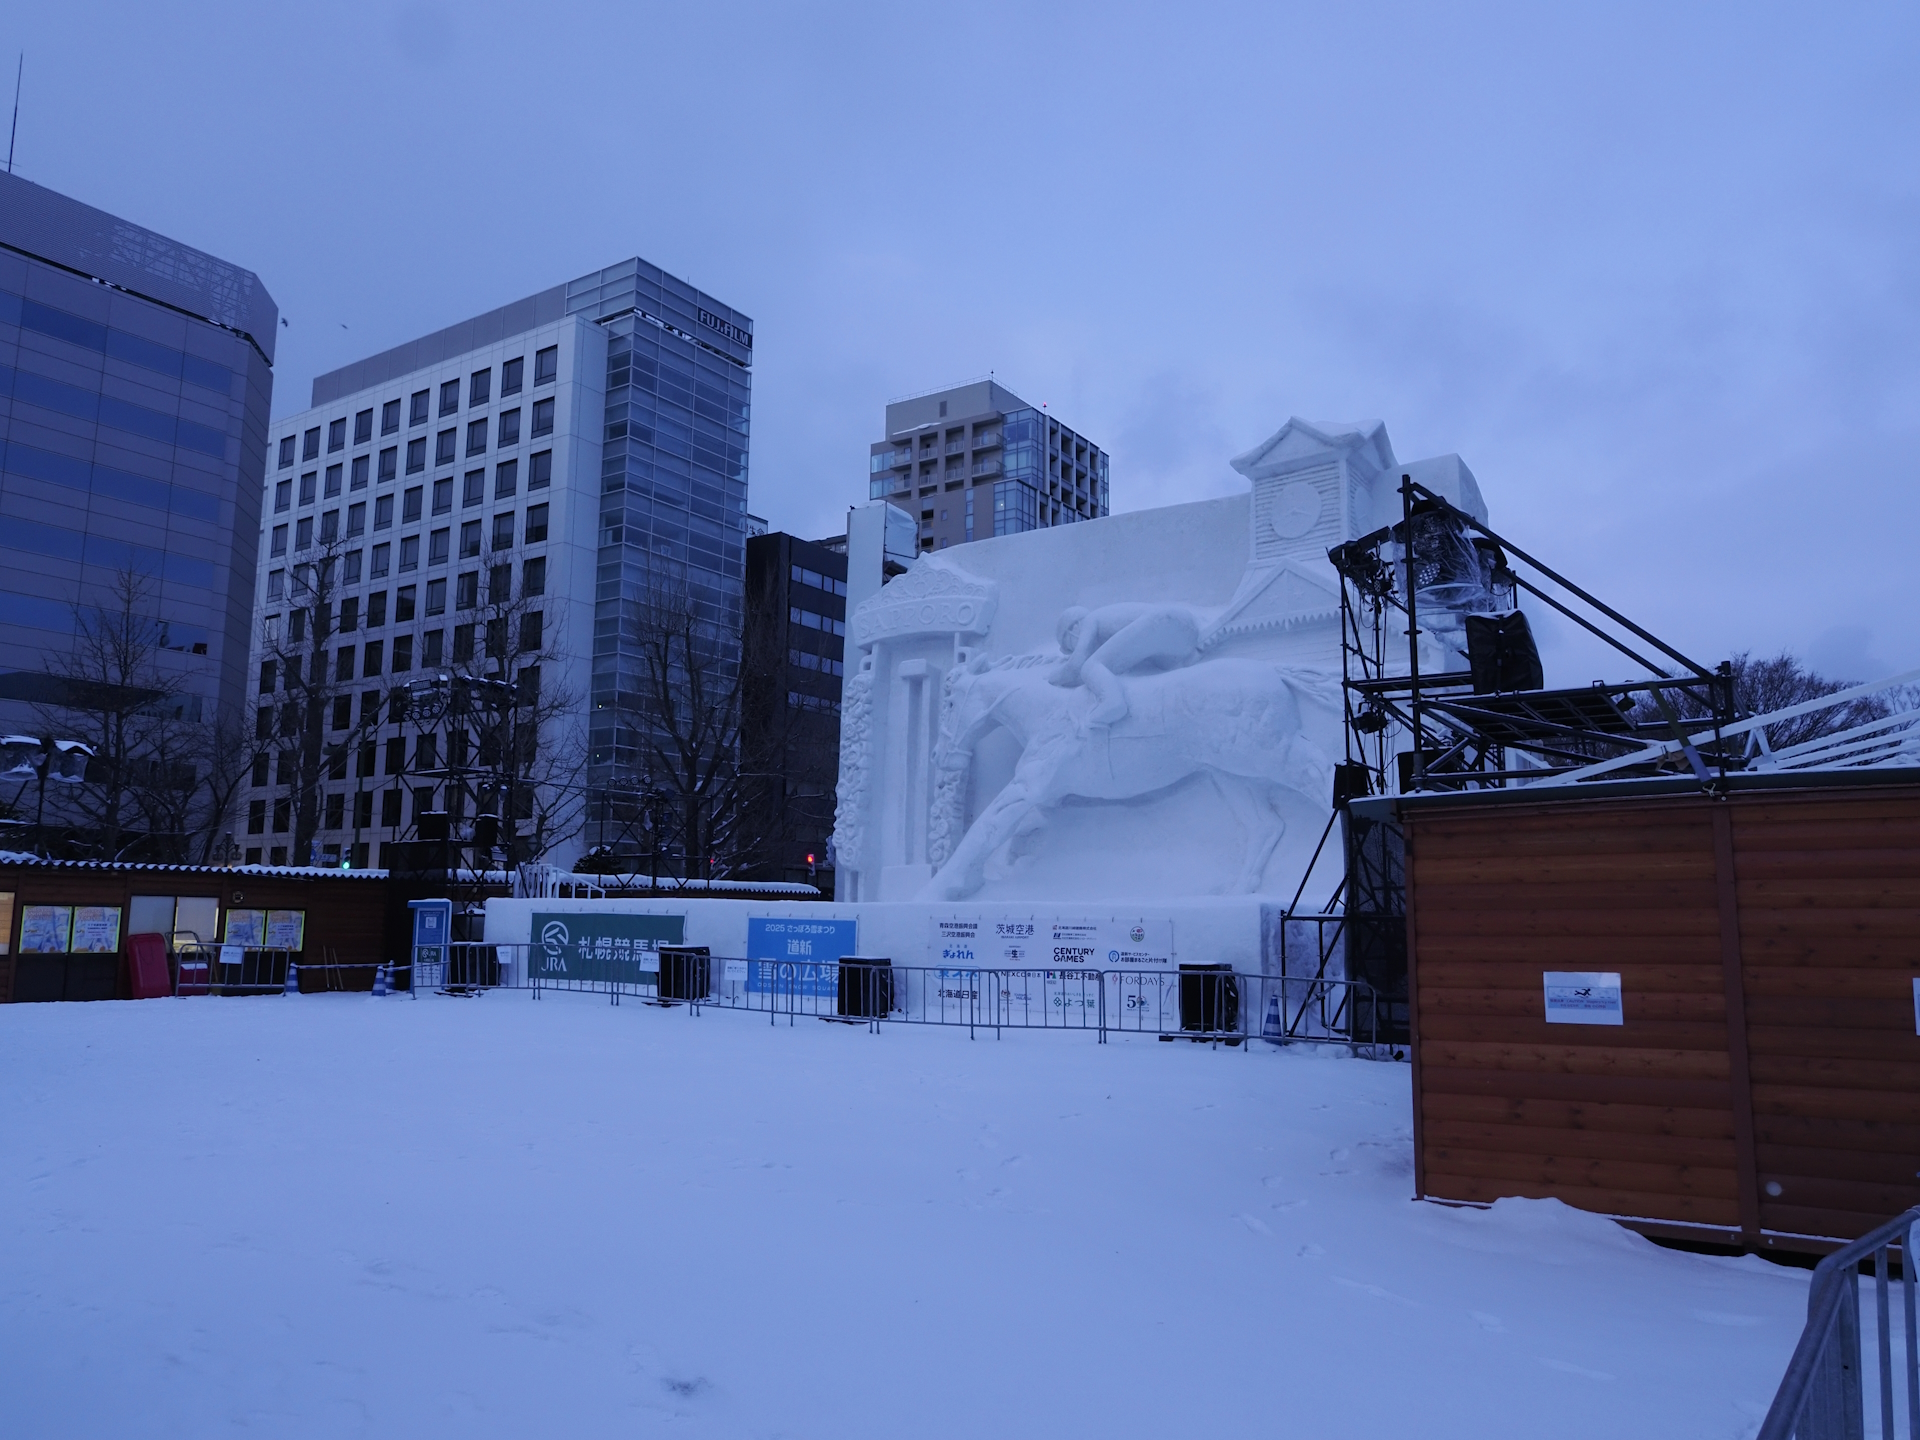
[1760,1206,1919,1440]
[173,944,299,996]
[424,942,1389,1054]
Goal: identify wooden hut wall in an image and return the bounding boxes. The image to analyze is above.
[1404,783,1920,1251]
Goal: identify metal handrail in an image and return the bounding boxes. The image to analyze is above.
[1759,1206,1919,1439]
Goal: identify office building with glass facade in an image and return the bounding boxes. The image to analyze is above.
[0,170,277,730]
[868,379,1108,552]
[251,259,751,868]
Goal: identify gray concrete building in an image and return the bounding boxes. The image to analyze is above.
[868,379,1108,553]
[0,170,277,730]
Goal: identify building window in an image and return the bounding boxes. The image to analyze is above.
[374,494,394,530]
[248,799,266,834]
[439,379,461,417]
[328,418,347,453]
[456,571,478,608]
[299,471,317,505]
[346,502,366,537]
[491,512,514,550]
[423,629,444,665]
[410,389,430,427]
[399,535,420,572]
[325,464,343,499]
[392,633,413,672]
[319,510,339,544]
[488,562,511,602]
[520,611,543,652]
[460,521,481,559]
[362,638,383,676]
[466,417,487,456]
[531,397,554,438]
[334,646,355,682]
[274,479,292,512]
[381,789,402,826]
[453,623,475,662]
[294,517,313,551]
[331,696,352,731]
[406,437,426,474]
[425,577,447,615]
[347,454,368,491]
[366,588,387,624]
[522,556,546,596]
[343,549,363,583]
[528,451,551,489]
[303,427,321,461]
[534,345,558,385]
[395,584,416,622]
[495,458,518,498]
[278,435,296,469]
[379,446,398,483]
[370,544,391,580]
[525,503,549,543]
[339,596,359,632]
[266,568,285,599]
[382,398,401,435]
[432,477,453,515]
[463,469,485,507]
[502,356,524,395]
[403,486,423,523]
[429,527,450,565]
[353,408,373,445]
[436,429,456,466]
[497,408,520,447]
[469,368,491,406]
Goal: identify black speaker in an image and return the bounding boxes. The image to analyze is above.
[657,945,711,1001]
[1465,611,1543,694]
[1332,761,1373,808]
[837,957,894,1018]
[1178,964,1240,1034]
[416,811,450,841]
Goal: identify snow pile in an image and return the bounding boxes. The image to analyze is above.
[0,994,1806,1437]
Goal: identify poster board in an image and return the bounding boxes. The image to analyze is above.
[70,906,123,953]
[929,916,1174,1024]
[530,911,684,985]
[745,917,859,999]
[19,905,72,953]
[265,910,306,951]
[224,909,267,947]
[0,891,13,955]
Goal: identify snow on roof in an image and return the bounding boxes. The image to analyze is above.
[0,855,388,881]
[559,873,823,897]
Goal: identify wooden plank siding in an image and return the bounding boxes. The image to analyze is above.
[0,862,391,1002]
[1404,782,1920,1253]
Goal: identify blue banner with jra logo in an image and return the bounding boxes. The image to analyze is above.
[746,917,859,998]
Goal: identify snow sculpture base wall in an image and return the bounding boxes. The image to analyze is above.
[831,418,1488,910]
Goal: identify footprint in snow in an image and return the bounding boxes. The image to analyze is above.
[1270,1199,1308,1213]
[1238,1213,1272,1235]
[1469,1311,1505,1333]
[1297,1243,1325,1258]
[1540,1358,1614,1381]
[1692,1310,1763,1327]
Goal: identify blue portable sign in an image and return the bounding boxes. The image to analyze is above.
[409,898,453,965]
[746,916,858,998]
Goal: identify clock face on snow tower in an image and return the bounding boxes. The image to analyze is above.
[1267,479,1324,540]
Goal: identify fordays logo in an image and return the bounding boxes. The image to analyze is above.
[540,920,569,958]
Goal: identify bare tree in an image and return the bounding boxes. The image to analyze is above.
[611,566,777,879]
[187,704,265,863]
[33,567,190,860]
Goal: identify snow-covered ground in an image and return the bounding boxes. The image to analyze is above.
[1,992,1806,1438]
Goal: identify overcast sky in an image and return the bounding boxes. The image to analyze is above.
[7,2,1917,684]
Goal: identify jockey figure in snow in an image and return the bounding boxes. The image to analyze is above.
[1049,602,1207,727]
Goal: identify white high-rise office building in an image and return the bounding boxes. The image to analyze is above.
[248,261,752,868]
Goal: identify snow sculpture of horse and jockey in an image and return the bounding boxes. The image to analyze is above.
[919,599,1335,901]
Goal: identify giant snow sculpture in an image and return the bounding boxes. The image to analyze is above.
[831,418,1489,905]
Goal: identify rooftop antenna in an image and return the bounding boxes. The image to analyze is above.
[7,55,20,175]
